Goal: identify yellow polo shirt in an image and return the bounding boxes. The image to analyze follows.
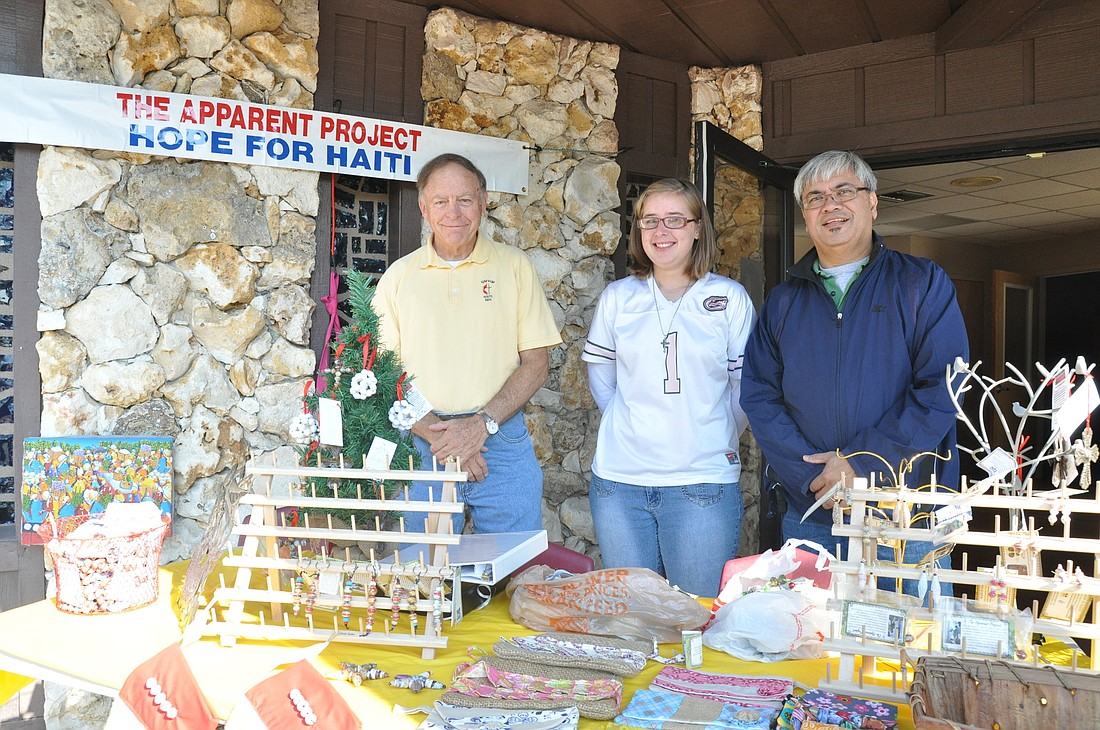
[373,233,562,414]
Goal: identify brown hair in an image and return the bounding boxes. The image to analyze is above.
[628,178,717,280]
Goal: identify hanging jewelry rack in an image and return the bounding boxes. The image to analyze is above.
[818,471,1100,703]
[187,450,466,659]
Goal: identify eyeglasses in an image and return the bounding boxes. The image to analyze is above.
[801,186,870,210]
[636,216,697,230]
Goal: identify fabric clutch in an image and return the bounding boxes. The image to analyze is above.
[441,656,623,720]
[615,688,779,730]
[649,666,793,708]
[223,659,362,730]
[492,632,655,677]
[776,691,898,730]
[416,701,579,730]
[114,643,218,730]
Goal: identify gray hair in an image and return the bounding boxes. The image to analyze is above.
[794,150,878,205]
[416,153,487,195]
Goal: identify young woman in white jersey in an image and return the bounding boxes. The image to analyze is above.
[581,178,756,596]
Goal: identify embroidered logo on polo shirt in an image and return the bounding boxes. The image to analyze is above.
[703,296,728,311]
[482,279,495,301]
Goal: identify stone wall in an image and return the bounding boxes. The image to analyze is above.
[421,8,621,561]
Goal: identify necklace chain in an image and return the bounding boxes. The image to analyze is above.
[651,277,692,348]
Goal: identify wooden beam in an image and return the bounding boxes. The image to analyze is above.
[935,0,1050,53]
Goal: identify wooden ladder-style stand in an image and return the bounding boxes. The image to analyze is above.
[819,474,1100,702]
[194,452,467,659]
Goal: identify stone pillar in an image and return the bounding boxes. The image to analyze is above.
[38,0,320,557]
[690,64,765,554]
[422,8,621,561]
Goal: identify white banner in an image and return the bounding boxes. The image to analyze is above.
[0,74,529,194]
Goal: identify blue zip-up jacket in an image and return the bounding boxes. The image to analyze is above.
[740,235,969,526]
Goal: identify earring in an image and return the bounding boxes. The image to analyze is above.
[930,568,942,607]
[292,551,307,616]
[431,579,443,637]
[918,566,929,604]
[390,582,404,632]
[341,561,355,629]
[364,566,378,635]
[305,567,317,622]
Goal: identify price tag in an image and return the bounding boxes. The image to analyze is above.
[318,397,344,447]
[402,383,433,422]
[317,567,343,599]
[977,447,1016,481]
[364,436,398,471]
[1058,376,1100,439]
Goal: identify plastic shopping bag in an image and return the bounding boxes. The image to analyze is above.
[507,566,711,643]
[713,539,834,614]
[702,587,829,662]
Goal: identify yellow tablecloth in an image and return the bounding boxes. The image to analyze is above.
[0,561,916,729]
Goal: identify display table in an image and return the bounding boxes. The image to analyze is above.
[0,561,916,729]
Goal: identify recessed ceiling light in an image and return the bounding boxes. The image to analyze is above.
[878,189,934,203]
[1026,152,1046,158]
[949,175,1003,188]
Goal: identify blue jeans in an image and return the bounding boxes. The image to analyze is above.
[782,510,952,597]
[404,412,543,541]
[589,474,743,597]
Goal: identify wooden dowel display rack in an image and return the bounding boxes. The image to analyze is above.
[818,473,1100,702]
[190,451,468,659]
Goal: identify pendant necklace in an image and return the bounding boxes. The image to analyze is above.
[650,276,692,350]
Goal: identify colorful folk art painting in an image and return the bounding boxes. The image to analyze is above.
[20,436,173,545]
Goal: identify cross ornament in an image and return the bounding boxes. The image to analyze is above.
[1074,426,1099,489]
[322,357,356,395]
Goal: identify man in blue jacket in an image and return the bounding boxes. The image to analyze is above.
[741,150,968,587]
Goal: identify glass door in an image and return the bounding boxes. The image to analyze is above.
[693,120,796,307]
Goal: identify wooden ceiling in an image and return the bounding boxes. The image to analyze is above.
[400,0,1065,69]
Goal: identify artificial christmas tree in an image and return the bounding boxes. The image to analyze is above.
[293,271,422,524]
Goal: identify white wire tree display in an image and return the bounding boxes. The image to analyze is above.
[948,356,1098,512]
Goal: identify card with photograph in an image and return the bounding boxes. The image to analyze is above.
[842,601,909,644]
[940,613,1014,657]
[1000,538,1040,576]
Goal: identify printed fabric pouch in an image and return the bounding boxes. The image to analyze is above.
[615,688,778,730]
[440,656,623,720]
[649,666,793,708]
[776,691,898,730]
[492,632,655,677]
[415,701,579,730]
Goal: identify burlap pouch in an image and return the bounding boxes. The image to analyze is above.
[492,632,654,677]
[440,656,623,720]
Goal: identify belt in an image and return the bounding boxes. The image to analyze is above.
[435,411,477,421]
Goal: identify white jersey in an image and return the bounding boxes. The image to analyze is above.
[582,272,756,486]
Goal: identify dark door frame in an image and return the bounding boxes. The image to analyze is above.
[693,120,797,296]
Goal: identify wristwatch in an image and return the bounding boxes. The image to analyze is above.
[478,409,499,435]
